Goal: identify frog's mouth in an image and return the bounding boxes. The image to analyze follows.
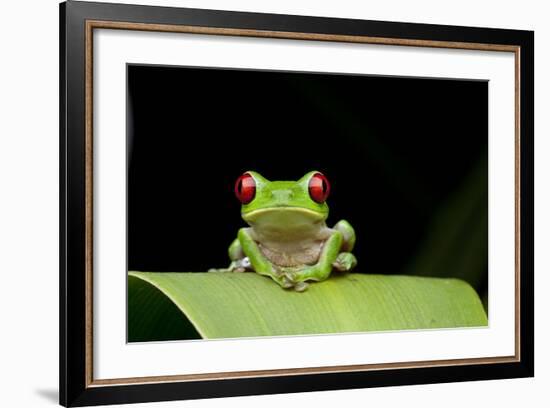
[242,206,327,227]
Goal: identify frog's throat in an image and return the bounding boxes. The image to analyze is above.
[242,207,327,224]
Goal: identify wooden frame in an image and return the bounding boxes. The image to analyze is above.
[60,1,534,406]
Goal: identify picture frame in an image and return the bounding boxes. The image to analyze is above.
[59,1,534,406]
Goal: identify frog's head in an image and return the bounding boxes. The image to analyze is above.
[234,171,330,230]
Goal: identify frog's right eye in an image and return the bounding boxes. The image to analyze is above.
[235,173,256,204]
[309,172,330,204]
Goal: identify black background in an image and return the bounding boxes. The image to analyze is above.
[127,64,488,297]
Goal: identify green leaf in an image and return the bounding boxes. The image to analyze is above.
[128,274,201,341]
[128,272,487,342]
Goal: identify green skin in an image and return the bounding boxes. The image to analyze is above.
[210,171,357,292]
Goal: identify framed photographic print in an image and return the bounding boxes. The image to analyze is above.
[59,1,534,406]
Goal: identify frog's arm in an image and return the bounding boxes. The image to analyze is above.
[208,238,245,273]
[331,219,357,272]
[228,238,244,261]
[334,219,356,252]
[237,228,292,288]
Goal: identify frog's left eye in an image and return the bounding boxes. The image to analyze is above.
[309,172,330,203]
[235,173,256,204]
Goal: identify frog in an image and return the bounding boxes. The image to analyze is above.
[209,171,357,292]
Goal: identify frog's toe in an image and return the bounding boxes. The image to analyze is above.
[293,281,309,292]
[273,269,295,289]
[240,257,251,269]
[280,275,294,289]
[332,252,357,272]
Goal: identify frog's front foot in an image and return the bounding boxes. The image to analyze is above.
[280,268,315,292]
[281,272,309,292]
[271,266,295,289]
[332,252,357,272]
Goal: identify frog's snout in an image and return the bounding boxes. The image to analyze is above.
[271,189,293,203]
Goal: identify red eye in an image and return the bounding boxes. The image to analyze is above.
[308,172,330,203]
[235,173,256,204]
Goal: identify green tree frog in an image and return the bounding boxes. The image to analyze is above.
[210,171,357,292]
